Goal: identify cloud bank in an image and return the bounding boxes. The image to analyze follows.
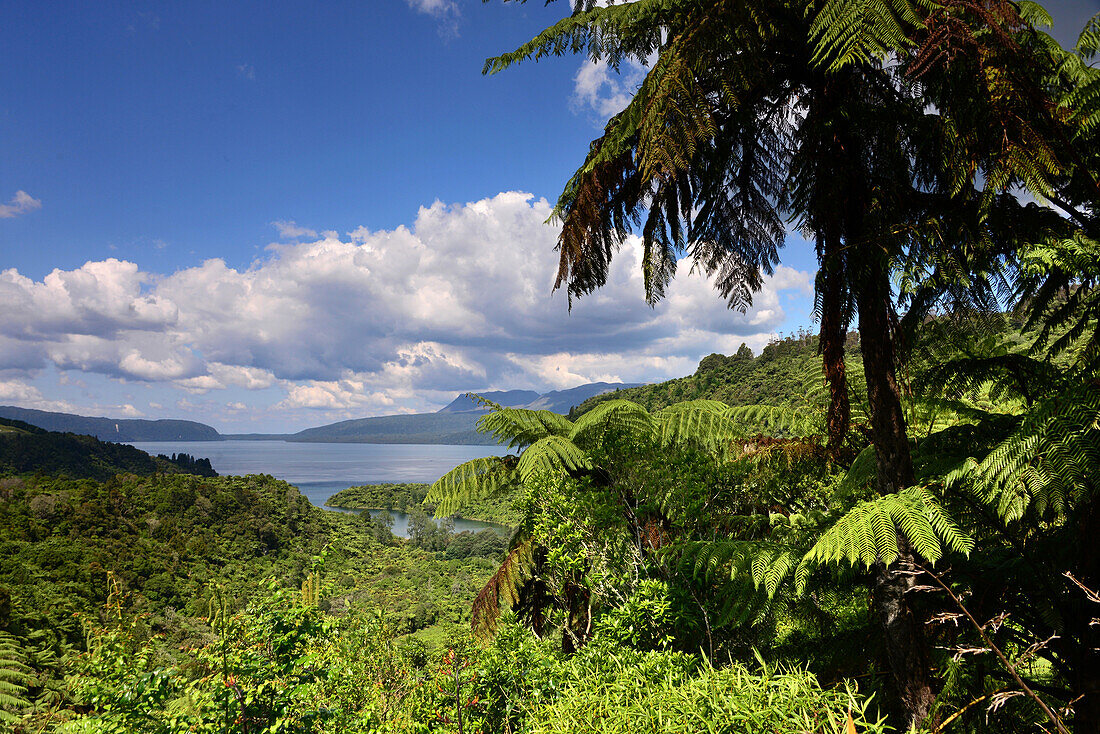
[0,192,811,428]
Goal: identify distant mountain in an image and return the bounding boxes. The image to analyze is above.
[0,406,222,442]
[288,382,645,444]
[437,390,541,413]
[515,382,645,414]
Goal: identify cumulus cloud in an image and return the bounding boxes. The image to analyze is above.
[272,220,317,239]
[572,60,649,118]
[0,192,813,424]
[0,190,42,219]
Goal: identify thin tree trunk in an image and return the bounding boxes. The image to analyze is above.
[818,232,850,454]
[1068,501,1100,729]
[856,261,937,730]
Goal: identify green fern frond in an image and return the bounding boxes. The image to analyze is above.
[677,539,808,599]
[806,487,974,569]
[471,535,535,639]
[482,0,667,76]
[569,399,657,448]
[476,406,574,450]
[0,633,31,724]
[946,385,1100,523]
[653,400,740,456]
[516,435,593,483]
[428,455,518,517]
[808,0,926,71]
[723,403,823,439]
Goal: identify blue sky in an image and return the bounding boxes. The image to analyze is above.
[1,0,1096,432]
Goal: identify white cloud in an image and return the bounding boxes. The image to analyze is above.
[236,63,256,80]
[0,192,813,425]
[0,190,42,219]
[572,57,651,119]
[272,220,317,239]
[407,0,457,17]
[406,0,460,36]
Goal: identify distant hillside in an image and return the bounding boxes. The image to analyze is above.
[291,412,495,445]
[0,417,199,480]
[291,382,644,444]
[438,382,645,415]
[570,334,859,417]
[0,406,221,441]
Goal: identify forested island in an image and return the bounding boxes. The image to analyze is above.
[2,1,1099,732]
[326,482,521,527]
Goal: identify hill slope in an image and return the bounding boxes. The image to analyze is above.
[0,417,207,480]
[0,406,221,441]
[291,411,495,444]
[570,335,858,417]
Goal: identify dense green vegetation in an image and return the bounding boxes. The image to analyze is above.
[328,483,521,526]
[2,0,1098,731]
[571,332,851,417]
[327,483,434,513]
[0,419,196,480]
[0,433,503,731]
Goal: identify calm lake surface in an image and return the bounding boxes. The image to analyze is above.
[127,440,512,537]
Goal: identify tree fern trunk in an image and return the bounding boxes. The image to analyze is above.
[1069,500,1100,730]
[856,261,937,730]
[818,233,850,454]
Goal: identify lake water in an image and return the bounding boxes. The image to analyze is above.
[127,440,512,537]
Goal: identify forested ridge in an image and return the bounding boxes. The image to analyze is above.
[570,331,853,417]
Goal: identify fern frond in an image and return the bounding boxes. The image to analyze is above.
[428,456,518,517]
[809,0,926,71]
[946,385,1100,523]
[471,535,535,639]
[516,435,593,483]
[654,400,740,457]
[723,403,823,439]
[569,399,657,448]
[0,633,31,723]
[477,406,574,450]
[677,539,809,599]
[806,488,974,569]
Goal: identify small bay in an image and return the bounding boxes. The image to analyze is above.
[127,440,512,537]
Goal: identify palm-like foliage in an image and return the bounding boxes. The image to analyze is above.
[0,633,31,725]
[805,487,974,568]
[430,396,780,641]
